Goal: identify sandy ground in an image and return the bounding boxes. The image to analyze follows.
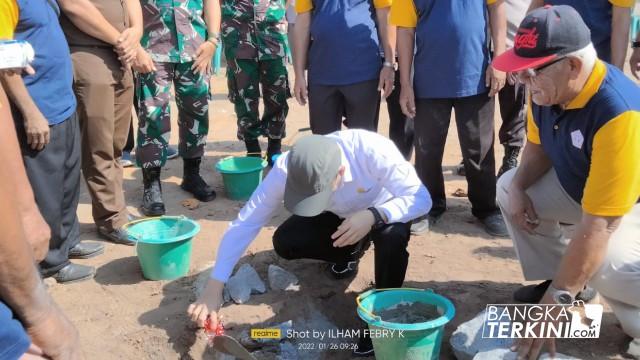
[45,68,636,360]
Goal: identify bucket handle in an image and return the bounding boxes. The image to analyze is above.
[122,215,188,243]
[356,288,433,322]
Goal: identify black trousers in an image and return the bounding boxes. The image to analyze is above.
[414,93,499,219]
[498,82,526,147]
[272,212,410,288]
[13,112,81,275]
[308,79,381,135]
[386,68,414,160]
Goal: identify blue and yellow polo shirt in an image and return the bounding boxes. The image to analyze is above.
[544,0,634,63]
[528,60,640,217]
[0,0,18,39]
[296,0,391,86]
[390,0,497,99]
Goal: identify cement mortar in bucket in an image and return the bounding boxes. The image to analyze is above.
[124,216,200,281]
[357,288,455,360]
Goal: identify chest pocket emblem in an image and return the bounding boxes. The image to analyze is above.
[571,130,584,149]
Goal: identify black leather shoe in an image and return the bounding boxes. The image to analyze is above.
[98,227,136,246]
[68,241,104,259]
[142,167,165,216]
[51,263,95,284]
[181,157,216,202]
[481,213,509,237]
[352,330,374,357]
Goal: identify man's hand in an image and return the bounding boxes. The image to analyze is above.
[21,208,50,262]
[293,75,308,106]
[630,48,640,80]
[510,292,558,359]
[188,278,224,329]
[132,48,156,74]
[191,41,216,77]
[115,27,141,65]
[332,210,375,248]
[23,109,50,151]
[507,184,540,234]
[378,66,395,98]
[26,305,82,360]
[486,64,506,97]
[399,84,416,118]
[0,65,35,77]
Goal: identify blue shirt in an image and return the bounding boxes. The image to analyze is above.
[301,0,384,86]
[528,61,640,215]
[0,301,30,360]
[15,0,76,125]
[409,0,491,99]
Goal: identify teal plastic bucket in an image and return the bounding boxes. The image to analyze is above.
[215,156,267,201]
[357,288,455,360]
[124,216,200,281]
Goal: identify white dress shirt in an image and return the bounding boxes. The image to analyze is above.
[211,130,432,282]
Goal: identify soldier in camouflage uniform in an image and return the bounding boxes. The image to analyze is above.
[221,0,290,164]
[134,0,221,216]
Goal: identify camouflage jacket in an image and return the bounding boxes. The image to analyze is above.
[141,0,207,63]
[221,0,289,60]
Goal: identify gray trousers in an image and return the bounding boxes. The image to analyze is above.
[497,168,640,338]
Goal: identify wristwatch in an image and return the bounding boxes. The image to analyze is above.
[548,285,574,305]
[207,32,220,45]
[383,61,396,69]
[368,207,386,229]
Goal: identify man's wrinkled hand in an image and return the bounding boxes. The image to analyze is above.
[115,28,142,65]
[331,210,375,248]
[294,76,308,106]
[399,85,416,118]
[23,109,50,151]
[191,41,215,77]
[26,305,82,360]
[507,185,540,235]
[378,66,395,99]
[486,64,506,97]
[132,48,157,74]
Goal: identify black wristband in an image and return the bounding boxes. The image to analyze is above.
[368,207,385,229]
[633,41,640,49]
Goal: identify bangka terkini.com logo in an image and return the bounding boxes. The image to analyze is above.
[482,302,603,339]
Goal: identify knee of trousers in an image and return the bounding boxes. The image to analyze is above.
[272,226,296,260]
[372,224,410,254]
[496,168,517,211]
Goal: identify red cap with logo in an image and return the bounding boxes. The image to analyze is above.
[492,5,591,72]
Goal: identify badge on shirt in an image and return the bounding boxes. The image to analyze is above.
[571,130,584,149]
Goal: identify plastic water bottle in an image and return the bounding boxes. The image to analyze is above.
[0,40,34,70]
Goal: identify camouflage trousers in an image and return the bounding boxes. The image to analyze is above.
[136,62,210,168]
[226,56,290,141]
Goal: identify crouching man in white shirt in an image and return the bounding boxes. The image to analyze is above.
[188,129,431,356]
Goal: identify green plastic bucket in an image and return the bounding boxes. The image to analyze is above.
[215,156,268,201]
[356,288,455,360]
[124,216,200,281]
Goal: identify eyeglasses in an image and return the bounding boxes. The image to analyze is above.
[516,57,567,82]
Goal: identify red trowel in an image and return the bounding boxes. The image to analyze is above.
[205,318,257,360]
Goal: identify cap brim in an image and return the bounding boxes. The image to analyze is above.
[283,186,333,217]
[492,48,559,72]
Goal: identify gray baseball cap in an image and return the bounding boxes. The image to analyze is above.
[284,135,342,217]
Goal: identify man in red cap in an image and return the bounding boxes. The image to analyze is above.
[493,5,640,359]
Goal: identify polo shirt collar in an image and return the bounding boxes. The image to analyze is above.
[566,60,607,110]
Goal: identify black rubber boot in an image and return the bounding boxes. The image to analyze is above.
[142,167,165,216]
[181,157,216,202]
[267,138,282,167]
[498,145,521,178]
[245,138,261,158]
